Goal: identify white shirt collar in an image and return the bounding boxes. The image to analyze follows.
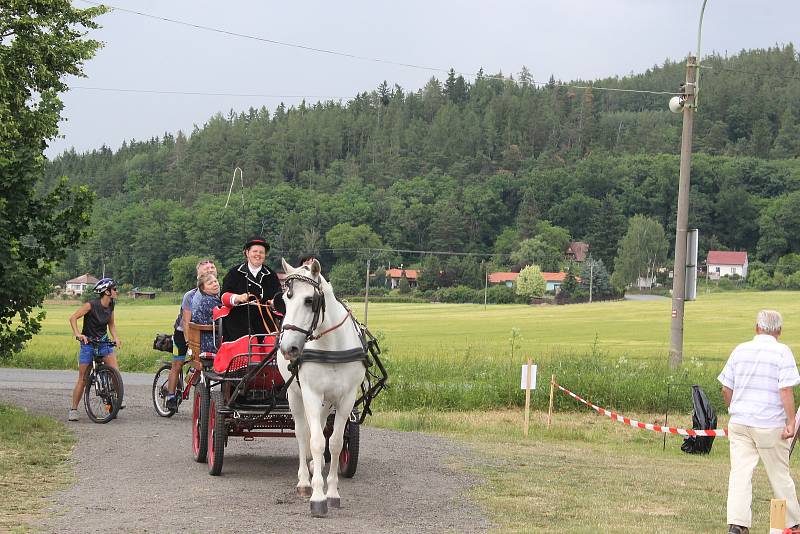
[247,262,262,277]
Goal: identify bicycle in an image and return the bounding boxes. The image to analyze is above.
[83,338,124,424]
[152,356,199,417]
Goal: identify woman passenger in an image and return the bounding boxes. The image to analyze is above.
[191,272,222,354]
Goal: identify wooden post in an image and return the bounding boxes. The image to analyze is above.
[523,358,532,437]
[547,374,555,430]
[770,498,787,533]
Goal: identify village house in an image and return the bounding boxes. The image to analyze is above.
[64,273,99,295]
[706,250,748,280]
[488,271,571,293]
[385,268,418,289]
[565,241,590,262]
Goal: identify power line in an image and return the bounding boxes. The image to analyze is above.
[704,65,800,81]
[71,86,349,99]
[78,0,680,98]
[78,0,446,73]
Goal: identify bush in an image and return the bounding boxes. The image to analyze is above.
[747,268,774,290]
[434,285,482,303]
[485,285,517,304]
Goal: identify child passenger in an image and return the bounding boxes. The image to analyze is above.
[191,272,222,353]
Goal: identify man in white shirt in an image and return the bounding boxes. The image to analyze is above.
[718,309,800,534]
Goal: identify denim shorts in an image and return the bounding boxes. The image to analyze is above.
[78,341,114,365]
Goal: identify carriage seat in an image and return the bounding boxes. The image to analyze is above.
[185,321,216,368]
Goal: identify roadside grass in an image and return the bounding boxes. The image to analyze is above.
[370,409,777,533]
[0,404,75,532]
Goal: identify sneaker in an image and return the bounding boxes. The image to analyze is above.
[165,394,178,412]
[728,525,749,534]
[67,409,79,421]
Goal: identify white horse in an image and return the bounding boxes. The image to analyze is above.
[277,258,367,517]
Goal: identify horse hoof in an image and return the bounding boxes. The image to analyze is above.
[327,497,341,508]
[310,500,328,517]
[297,486,312,497]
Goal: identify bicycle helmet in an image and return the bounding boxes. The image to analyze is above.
[93,278,117,294]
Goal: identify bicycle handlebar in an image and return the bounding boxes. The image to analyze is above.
[86,337,117,347]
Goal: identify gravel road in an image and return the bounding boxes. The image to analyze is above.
[0,368,490,533]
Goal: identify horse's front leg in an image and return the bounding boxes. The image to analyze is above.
[287,384,311,497]
[301,387,328,517]
[325,389,358,509]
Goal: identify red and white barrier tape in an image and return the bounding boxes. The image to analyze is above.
[555,382,728,438]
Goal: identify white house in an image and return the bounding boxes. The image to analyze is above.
[65,273,99,295]
[488,271,571,292]
[707,251,748,280]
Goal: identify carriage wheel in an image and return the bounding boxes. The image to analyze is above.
[192,382,209,462]
[151,364,175,418]
[207,389,226,476]
[338,419,360,478]
[84,365,124,424]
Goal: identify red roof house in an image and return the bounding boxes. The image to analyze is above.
[385,268,418,289]
[706,251,748,279]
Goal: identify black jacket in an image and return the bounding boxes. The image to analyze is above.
[220,263,284,341]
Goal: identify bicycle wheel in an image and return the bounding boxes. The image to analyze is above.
[192,382,210,463]
[151,364,174,417]
[84,365,124,424]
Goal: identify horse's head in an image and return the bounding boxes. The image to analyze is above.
[279,257,326,361]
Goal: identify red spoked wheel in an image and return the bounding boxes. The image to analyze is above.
[338,420,360,478]
[207,389,226,476]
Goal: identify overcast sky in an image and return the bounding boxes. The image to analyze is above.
[49,0,800,157]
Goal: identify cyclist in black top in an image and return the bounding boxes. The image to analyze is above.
[68,278,122,421]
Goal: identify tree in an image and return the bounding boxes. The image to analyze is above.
[1,1,105,358]
[580,258,613,298]
[168,255,215,292]
[516,265,546,300]
[328,261,362,295]
[611,215,668,290]
[586,194,627,267]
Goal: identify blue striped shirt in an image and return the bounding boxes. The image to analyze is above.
[718,334,800,428]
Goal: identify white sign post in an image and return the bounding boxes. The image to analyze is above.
[521,360,537,437]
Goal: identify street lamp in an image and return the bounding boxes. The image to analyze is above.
[668,0,709,369]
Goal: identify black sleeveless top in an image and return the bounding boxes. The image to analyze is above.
[81,299,114,339]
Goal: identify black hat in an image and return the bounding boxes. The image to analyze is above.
[243,236,269,251]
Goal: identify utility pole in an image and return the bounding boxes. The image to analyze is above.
[589,260,593,303]
[668,55,698,369]
[364,255,371,326]
[484,264,488,310]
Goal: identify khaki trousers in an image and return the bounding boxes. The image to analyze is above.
[727,422,800,527]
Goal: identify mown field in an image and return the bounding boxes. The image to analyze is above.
[9,291,800,414]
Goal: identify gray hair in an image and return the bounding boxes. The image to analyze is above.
[757,309,783,334]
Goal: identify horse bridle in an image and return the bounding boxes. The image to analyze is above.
[281,273,326,340]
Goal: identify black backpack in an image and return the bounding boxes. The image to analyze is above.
[152,333,174,353]
[681,385,718,454]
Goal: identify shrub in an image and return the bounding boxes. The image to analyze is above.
[435,285,482,303]
[486,285,517,304]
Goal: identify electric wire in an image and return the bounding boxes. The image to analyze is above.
[704,65,800,81]
[70,86,349,99]
[77,0,682,97]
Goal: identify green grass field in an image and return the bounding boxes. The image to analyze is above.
[17,291,800,363]
[9,291,800,413]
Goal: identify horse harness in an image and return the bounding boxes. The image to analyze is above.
[281,273,352,342]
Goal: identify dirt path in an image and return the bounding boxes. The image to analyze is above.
[0,368,490,533]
